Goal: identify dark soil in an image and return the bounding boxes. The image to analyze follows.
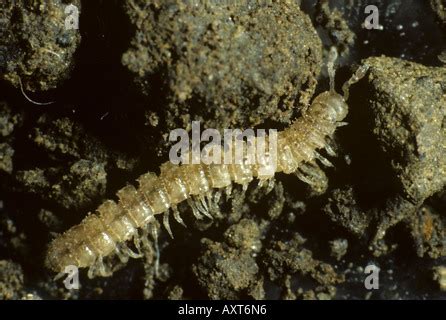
[0,0,445,300]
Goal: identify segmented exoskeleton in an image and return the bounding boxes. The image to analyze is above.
[45,48,369,278]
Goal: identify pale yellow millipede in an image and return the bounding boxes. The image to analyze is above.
[46,48,369,278]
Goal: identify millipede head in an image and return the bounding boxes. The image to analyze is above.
[326,46,369,101]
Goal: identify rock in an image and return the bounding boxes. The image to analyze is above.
[0,143,14,174]
[324,187,372,237]
[433,266,446,291]
[193,238,259,299]
[0,101,22,175]
[329,238,349,261]
[224,218,262,252]
[264,234,344,286]
[122,0,322,131]
[362,56,446,203]
[16,159,107,211]
[408,205,446,258]
[0,0,81,92]
[13,115,138,211]
[0,260,24,300]
[431,0,446,25]
[0,101,22,138]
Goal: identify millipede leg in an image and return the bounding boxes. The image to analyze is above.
[213,190,223,218]
[325,143,337,157]
[87,263,96,279]
[214,190,221,203]
[206,193,214,216]
[206,191,220,218]
[163,210,174,239]
[300,162,324,181]
[200,195,209,211]
[194,196,205,213]
[172,205,187,227]
[295,170,314,186]
[265,177,275,194]
[314,150,333,167]
[121,242,143,259]
[195,195,213,219]
[225,185,232,200]
[342,63,369,100]
[187,198,203,220]
[150,222,160,277]
[97,256,112,277]
[141,226,151,249]
[134,234,143,255]
[257,179,265,188]
[115,245,129,263]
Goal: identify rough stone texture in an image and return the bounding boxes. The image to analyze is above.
[16,160,107,211]
[0,142,14,174]
[224,218,262,252]
[0,101,22,175]
[314,0,355,55]
[363,56,446,203]
[408,205,446,258]
[0,101,22,138]
[433,266,446,291]
[0,0,81,92]
[193,238,260,299]
[431,0,446,25]
[324,187,372,237]
[122,0,322,131]
[11,115,137,211]
[264,234,344,286]
[0,0,444,301]
[0,260,25,300]
[329,238,349,261]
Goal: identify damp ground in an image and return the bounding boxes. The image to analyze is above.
[0,0,445,300]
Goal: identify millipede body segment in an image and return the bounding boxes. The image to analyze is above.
[45,48,369,278]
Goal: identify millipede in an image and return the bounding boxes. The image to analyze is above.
[45,48,369,279]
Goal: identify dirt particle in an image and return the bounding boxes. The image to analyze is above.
[433,266,446,291]
[0,143,14,174]
[408,205,445,258]
[0,0,81,92]
[329,238,348,261]
[193,238,260,299]
[224,218,262,252]
[264,234,344,287]
[324,186,372,237]
[0,260,24,300]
